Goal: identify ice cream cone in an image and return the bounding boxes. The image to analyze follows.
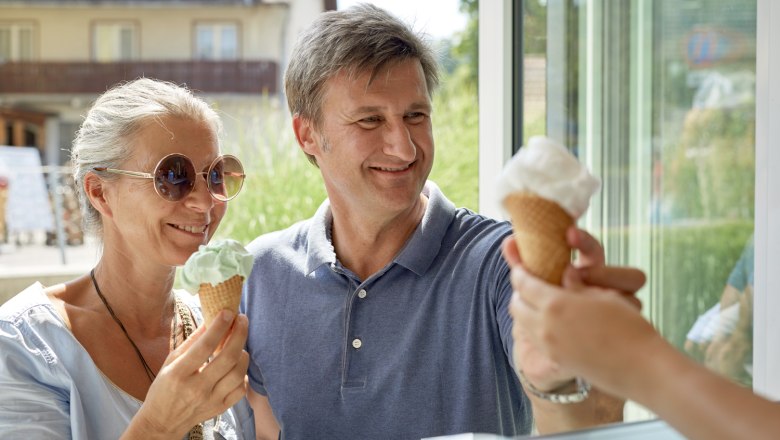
[504,191,574,285]
[198,274,244,326]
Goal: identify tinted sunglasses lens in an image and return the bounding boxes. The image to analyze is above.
[154,155,195,201]
[208,156,244,201]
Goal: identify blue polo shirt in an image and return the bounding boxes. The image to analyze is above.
[242,182,532,439]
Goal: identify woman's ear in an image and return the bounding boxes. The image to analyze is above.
[83,172,113,220]
[292,113,320,157]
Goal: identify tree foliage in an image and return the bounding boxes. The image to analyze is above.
[450,0,478,90]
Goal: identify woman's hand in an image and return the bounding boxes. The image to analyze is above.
[124,310,250,439]
[501,227,646,392]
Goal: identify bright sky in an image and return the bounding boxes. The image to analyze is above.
[336,0,468,40]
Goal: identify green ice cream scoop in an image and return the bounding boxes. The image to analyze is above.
[181,239,253,293]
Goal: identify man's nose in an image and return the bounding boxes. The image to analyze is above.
[382,121,416,162]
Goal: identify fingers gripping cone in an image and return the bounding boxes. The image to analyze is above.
[504,192,574,286]
[198,274,245,327]
[496,136,600,284]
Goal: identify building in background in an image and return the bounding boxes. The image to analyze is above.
[0,0,334,249]
[0,0,335,166]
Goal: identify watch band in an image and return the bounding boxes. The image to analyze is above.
[518,369,592,404]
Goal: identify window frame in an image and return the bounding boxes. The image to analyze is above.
[0,20,38,61]
[192,20,241,61]
[90,20,140,62]
[480,0,779,399]
[753,0,780,399]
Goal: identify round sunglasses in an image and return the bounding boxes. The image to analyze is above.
[94,153,245,202]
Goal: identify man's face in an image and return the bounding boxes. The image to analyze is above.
[299,58,434,218]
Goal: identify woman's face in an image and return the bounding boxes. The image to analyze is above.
[101,115,227,267]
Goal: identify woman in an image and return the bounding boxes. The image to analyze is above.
[503,228,780,440]
[0,78,254,439]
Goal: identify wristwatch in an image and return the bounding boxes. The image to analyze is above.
[518,370,592,404]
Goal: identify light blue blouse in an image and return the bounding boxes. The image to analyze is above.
[0,283,255,439]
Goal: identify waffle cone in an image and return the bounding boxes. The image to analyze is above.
[198,274,244,326]
[504,192,574,285]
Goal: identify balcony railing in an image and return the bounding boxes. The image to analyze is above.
[0,60,278,94]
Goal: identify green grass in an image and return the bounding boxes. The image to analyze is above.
[429,78,480,211]
[213,99,327,245]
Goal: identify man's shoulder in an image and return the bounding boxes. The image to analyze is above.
[449,206,512,239]
[429,207,513,267]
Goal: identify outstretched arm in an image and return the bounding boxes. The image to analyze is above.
[505,235,780,440]
[502,228,643,433]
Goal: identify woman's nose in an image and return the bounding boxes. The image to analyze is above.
[183,173,215,211]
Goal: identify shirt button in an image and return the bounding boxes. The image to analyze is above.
[358,289,367,299]
[352,338,362,349]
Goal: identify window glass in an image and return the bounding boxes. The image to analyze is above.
[649,0,755,390]
[196,26,214,59]
[119,28,133,60]
[194,23,238,60]
[522,1,548,144]
[220,26,237,59]
[0,23,36,61]
[18,28,32,60]
[0,28,10,61]
[521,0,756,422]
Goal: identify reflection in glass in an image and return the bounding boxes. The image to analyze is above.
[220,26,238,59]
[196,27,214,59]
[651,0,755,389]
[521,0,757,420]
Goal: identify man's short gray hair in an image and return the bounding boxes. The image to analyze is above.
[71,77,222,239]
[285,3,440,165]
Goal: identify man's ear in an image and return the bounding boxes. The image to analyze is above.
[83,172,113,220]
[292,113,320,156]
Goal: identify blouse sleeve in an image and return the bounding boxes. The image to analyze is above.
[0,318,72,437]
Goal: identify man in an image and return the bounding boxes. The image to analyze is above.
[243,5,623,439]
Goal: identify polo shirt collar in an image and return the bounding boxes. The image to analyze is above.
[305,200,336,274]
[394,181,456,275]
[304,181,456,276]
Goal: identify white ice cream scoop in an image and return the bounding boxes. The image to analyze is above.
[495,136,601,219]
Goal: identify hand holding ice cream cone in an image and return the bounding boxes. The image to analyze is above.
[496,136,600,285]
[181,239,253,326]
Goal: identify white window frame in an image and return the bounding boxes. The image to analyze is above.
[754,0,780,400]
[194,21,239,61]
[0,21,36,61]
[480,0,780,400]
[478,0,513,220]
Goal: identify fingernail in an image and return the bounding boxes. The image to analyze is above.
[222,310,235,322]
[566,227,578,244]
